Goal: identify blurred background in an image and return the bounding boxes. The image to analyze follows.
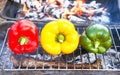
[0,0,7,22]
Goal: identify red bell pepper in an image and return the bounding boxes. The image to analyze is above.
[8,20,39,54]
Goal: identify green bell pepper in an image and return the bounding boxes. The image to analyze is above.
[80,24,112,54]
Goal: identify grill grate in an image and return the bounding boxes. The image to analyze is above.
[0,22,120,71]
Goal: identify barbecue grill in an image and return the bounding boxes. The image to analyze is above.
[0,21,120,74]
[1,0,120,75]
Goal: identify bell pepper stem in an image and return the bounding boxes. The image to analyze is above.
[94,41,100,48]
[18,36,28,45]
[57,34,65,43]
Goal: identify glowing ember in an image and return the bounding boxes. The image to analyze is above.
[16,0,109,23]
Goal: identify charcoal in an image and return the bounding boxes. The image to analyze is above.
[60,48,96,64]
[61,53,96,64]
[37,5,64,19]
[43,5,54,14]
[106,49,119,56]
[68,15,86,22]
[91,14,110,23]
[26,0,34,8]
[37,6,44,12]
[63,0,73,9]
[38,17,56,21]
[10,54,101,69]
[51,8,63,18]
[14,0,110,24]
[25,11,38,19]
[94,8,104,14]
[38,13,45,19]
[83,2,103,15]
[30,0,41,10]
[114,62,120,69]
[99,53,120,69]
[48,8,56,15]
[87,1,101,9]
[76,53,96,64]
[13,0,26,5]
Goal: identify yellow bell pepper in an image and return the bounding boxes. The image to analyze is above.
[40,19,79,55]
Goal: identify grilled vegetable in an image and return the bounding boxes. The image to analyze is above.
[40,19,79,55]
[8,20,39,54]
[80,24,112,54]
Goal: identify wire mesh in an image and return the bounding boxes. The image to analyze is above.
[0,22,120,70]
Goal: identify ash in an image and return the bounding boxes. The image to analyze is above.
[100,49,120,69]
[0,45,13,69]
[66,53,96,64]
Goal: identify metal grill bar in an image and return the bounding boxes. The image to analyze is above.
[109,53,115,69]
[102,54,106,69]
[35,48,39,69]
[114,27,120,61]
[65,55,68,69]
[87,53,91,69]
[111,27,120,61]
[0,28,9,56]
[109,27,120,65]
[0,24,120,70]
[95,54,99,69]
[18,54,22,69]
[79,47,83,69]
